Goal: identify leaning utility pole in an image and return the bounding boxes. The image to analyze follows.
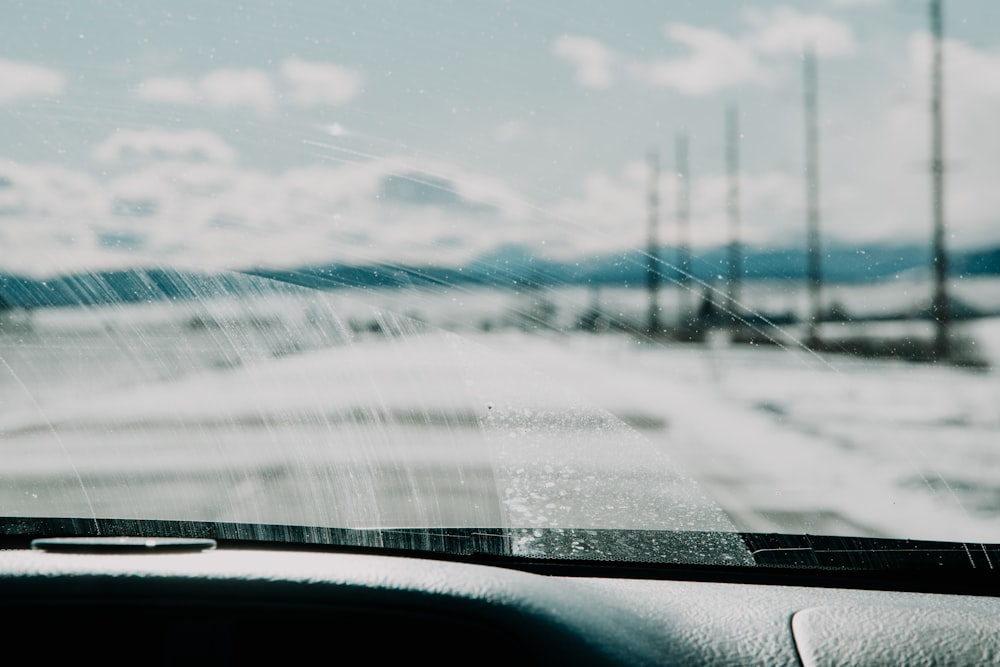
[646,147,661,334]
[676,132,692,322]
[804,45,823,347]
[930,0,950,360]
[725,104,742,330]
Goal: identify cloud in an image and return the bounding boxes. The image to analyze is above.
[198,68,276,114]
[0,160,106,219]
[909,32,1000,99]
[281,58,363,106]
[136,61,363,113]
[559,8,856,95]
[746,7,857,56]
[629,24,769,95]
[550,161,803,254]
[0,59,66,104]
[835,33,1000,249]
[158,155,534,269]
[552,35,616,89]
[0,146,543,276]
[575,32,1000,254]
[93,129,238,164]
[826,0,884,6]
[603,31,1000,254]
[550,163,647,245]
[326,123,349,137]
[135,68,275,114]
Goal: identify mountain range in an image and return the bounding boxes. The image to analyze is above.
[1,243,999,310]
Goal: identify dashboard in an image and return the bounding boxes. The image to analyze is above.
[4,538,1000,665]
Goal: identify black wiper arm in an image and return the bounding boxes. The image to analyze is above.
[743,532,1000,571]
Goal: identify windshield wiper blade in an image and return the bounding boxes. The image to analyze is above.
[0,518,751,564]
[5,517,1000,591]
[743,532,1000,571]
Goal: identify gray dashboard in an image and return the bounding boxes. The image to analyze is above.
[2,546,999,665]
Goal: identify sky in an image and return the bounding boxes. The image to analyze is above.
[0,0,998,277]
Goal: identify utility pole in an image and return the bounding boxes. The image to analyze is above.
[930,0,950,360]
[725,104,742,332]
[676,132,692,324]
[646,147,661,335]
[804,45,823,347]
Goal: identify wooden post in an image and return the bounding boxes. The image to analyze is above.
[646,148,661,335]
[725,105,742,334]
[804,45,823,347]
[676,132,692,324]
[930,0,950,360]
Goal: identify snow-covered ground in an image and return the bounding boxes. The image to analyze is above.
[483,327,1000,541]
[2,279,999,545]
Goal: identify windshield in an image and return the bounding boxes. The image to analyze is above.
[2,0,999,564]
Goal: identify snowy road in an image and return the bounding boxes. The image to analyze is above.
[2,292,999,543]
[478,329,1000,542]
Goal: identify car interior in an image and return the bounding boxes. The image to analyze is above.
[4,521,1000,665]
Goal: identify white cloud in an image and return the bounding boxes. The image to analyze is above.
[551,161,803,254]
[629,24,769,95]
[93,129,238,164]
[562,8,856,95]
[0,159,106,219]
[908,32,1000,99]
[136,61,364,113]
[552,35,616,89]
[135,68,276,114]
[634,31,1000,253]
[0,147,545,276]
[835,33,1000,249]
[199,68,276,114]
[326,122,349,137]
[747,7,857,57]
[826,0,884,6]
[281,58,363,106]
[164,155,536,270]
[0,59,66,104]
[551,163,646,243]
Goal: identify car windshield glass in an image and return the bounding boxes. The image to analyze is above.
[2,0,999,563]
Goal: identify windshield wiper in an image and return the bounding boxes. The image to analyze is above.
[4,517,1000,596]
[744,532,1000,570]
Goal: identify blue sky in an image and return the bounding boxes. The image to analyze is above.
[0,0,998,276]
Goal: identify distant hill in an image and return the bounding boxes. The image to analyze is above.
[952,247,1000,276]
[0,268,265,310]
[248,243,948,292]
[1,243,998,310]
